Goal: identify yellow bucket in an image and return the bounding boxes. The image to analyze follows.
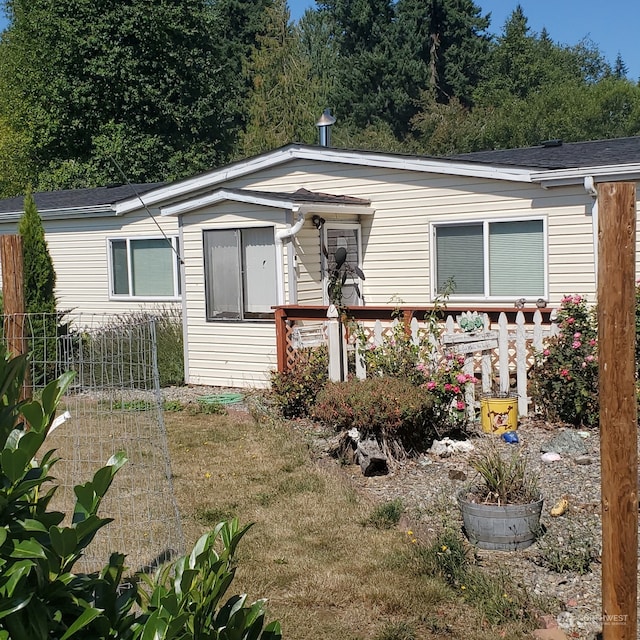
[480,396,518,434]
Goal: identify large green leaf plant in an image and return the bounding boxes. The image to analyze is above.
[0,348,281,639]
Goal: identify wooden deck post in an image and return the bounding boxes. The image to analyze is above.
[597,181,637,639]
[274,307,288,373]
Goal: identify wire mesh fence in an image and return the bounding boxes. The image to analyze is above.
[1,312,185,576]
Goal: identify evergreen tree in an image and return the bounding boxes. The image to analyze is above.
[18,191,56,315]
[240,0,324,156]
[614,53,629,79]
[318,0,399,132]
[18,191,57,384]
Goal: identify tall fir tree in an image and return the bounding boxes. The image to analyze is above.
[18,191,56,315]
[240,0,324,156]
[18,190,57,384]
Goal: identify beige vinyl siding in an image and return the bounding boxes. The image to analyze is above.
[180,201,287,388]
[0,210,182,315]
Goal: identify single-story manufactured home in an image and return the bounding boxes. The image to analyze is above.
[0,137,639,387]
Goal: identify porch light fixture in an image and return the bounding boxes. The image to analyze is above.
[316,109,336,147]
[312,215,325,229]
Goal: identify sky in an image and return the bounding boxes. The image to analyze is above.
[0,1,638,80]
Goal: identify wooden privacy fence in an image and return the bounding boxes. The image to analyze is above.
[274,305,557,419]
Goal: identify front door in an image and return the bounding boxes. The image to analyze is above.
[323,224,363,306]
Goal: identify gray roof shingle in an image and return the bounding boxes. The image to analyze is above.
[447,136,640,169]
[0,183,165,214]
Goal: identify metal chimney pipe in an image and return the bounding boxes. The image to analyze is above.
[316,109,336,147]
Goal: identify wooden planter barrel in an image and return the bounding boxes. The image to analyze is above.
[459,494,543,551]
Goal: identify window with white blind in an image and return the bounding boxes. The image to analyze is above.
[204,227,277,321]
[434,219,546,299]
[109,237,181,299]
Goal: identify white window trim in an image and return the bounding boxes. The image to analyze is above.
[107,236,182,301]
[429,215,548,302]
[203,226,277,322]
[321,222,363,305]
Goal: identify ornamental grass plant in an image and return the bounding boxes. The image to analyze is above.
[467,442,541,506]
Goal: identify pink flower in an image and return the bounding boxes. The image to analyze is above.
[572,295,582,304]
[444,383,452,392]
[566,317,575,324]
[456,373,467,384]
[586,355,595,362]
[589,339,596,346]
[543,349,550,356]
[582,362,587,368]
[453,386,460,394]
[456,401,465,410]
[426,381,437,390]
[572,340,581,349]
[573,332,581,339]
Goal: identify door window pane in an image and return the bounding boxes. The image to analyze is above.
[242,228,276,318]
[205,229,241,319]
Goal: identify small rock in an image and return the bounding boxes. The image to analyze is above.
[448,468,467,481]
[566,597,578,607]
[574,455,595,465]
[536,614,559,629]
[429,437,474,457]
[541,430,589,456]
[532,630,569,640]
[541,451,562,463]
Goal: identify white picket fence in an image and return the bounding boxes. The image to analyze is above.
[325,307,558,418]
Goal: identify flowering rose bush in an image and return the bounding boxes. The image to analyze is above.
[529,294,599,427]
[420,353,478,434]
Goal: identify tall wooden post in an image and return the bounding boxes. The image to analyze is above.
[597,181,637,639]
[0,235,26,357]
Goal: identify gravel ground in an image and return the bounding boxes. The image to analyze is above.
[327,418,634,640]
[160,386,632,640]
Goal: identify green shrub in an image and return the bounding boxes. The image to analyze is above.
[311,376,437,455]
[536,519,599,575]
[136,520,282,640]
[529,295,599,427]
[154,307,184,387]
[270,345,328,418]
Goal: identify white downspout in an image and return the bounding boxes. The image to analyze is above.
[275,206,306,305]
[585,176,598,286]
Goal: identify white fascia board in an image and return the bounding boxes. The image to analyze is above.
[291,146,534,182]
[161,189,375,217]
[161,189,301,216]
[117,145,535,215]
[532,164,640,187]
[117,147,300,215]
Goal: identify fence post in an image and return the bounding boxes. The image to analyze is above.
[274,308,289,373]
[515,311,528,417]
[497,313,509,394]
[326,305,342,382]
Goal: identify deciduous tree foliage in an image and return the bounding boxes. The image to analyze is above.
[0,0,273,192]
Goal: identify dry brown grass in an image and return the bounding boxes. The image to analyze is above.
[164,407,540,640]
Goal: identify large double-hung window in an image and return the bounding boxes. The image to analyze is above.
[434,219,546,299]
[204,227,277,321]
[109,237,181,299]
